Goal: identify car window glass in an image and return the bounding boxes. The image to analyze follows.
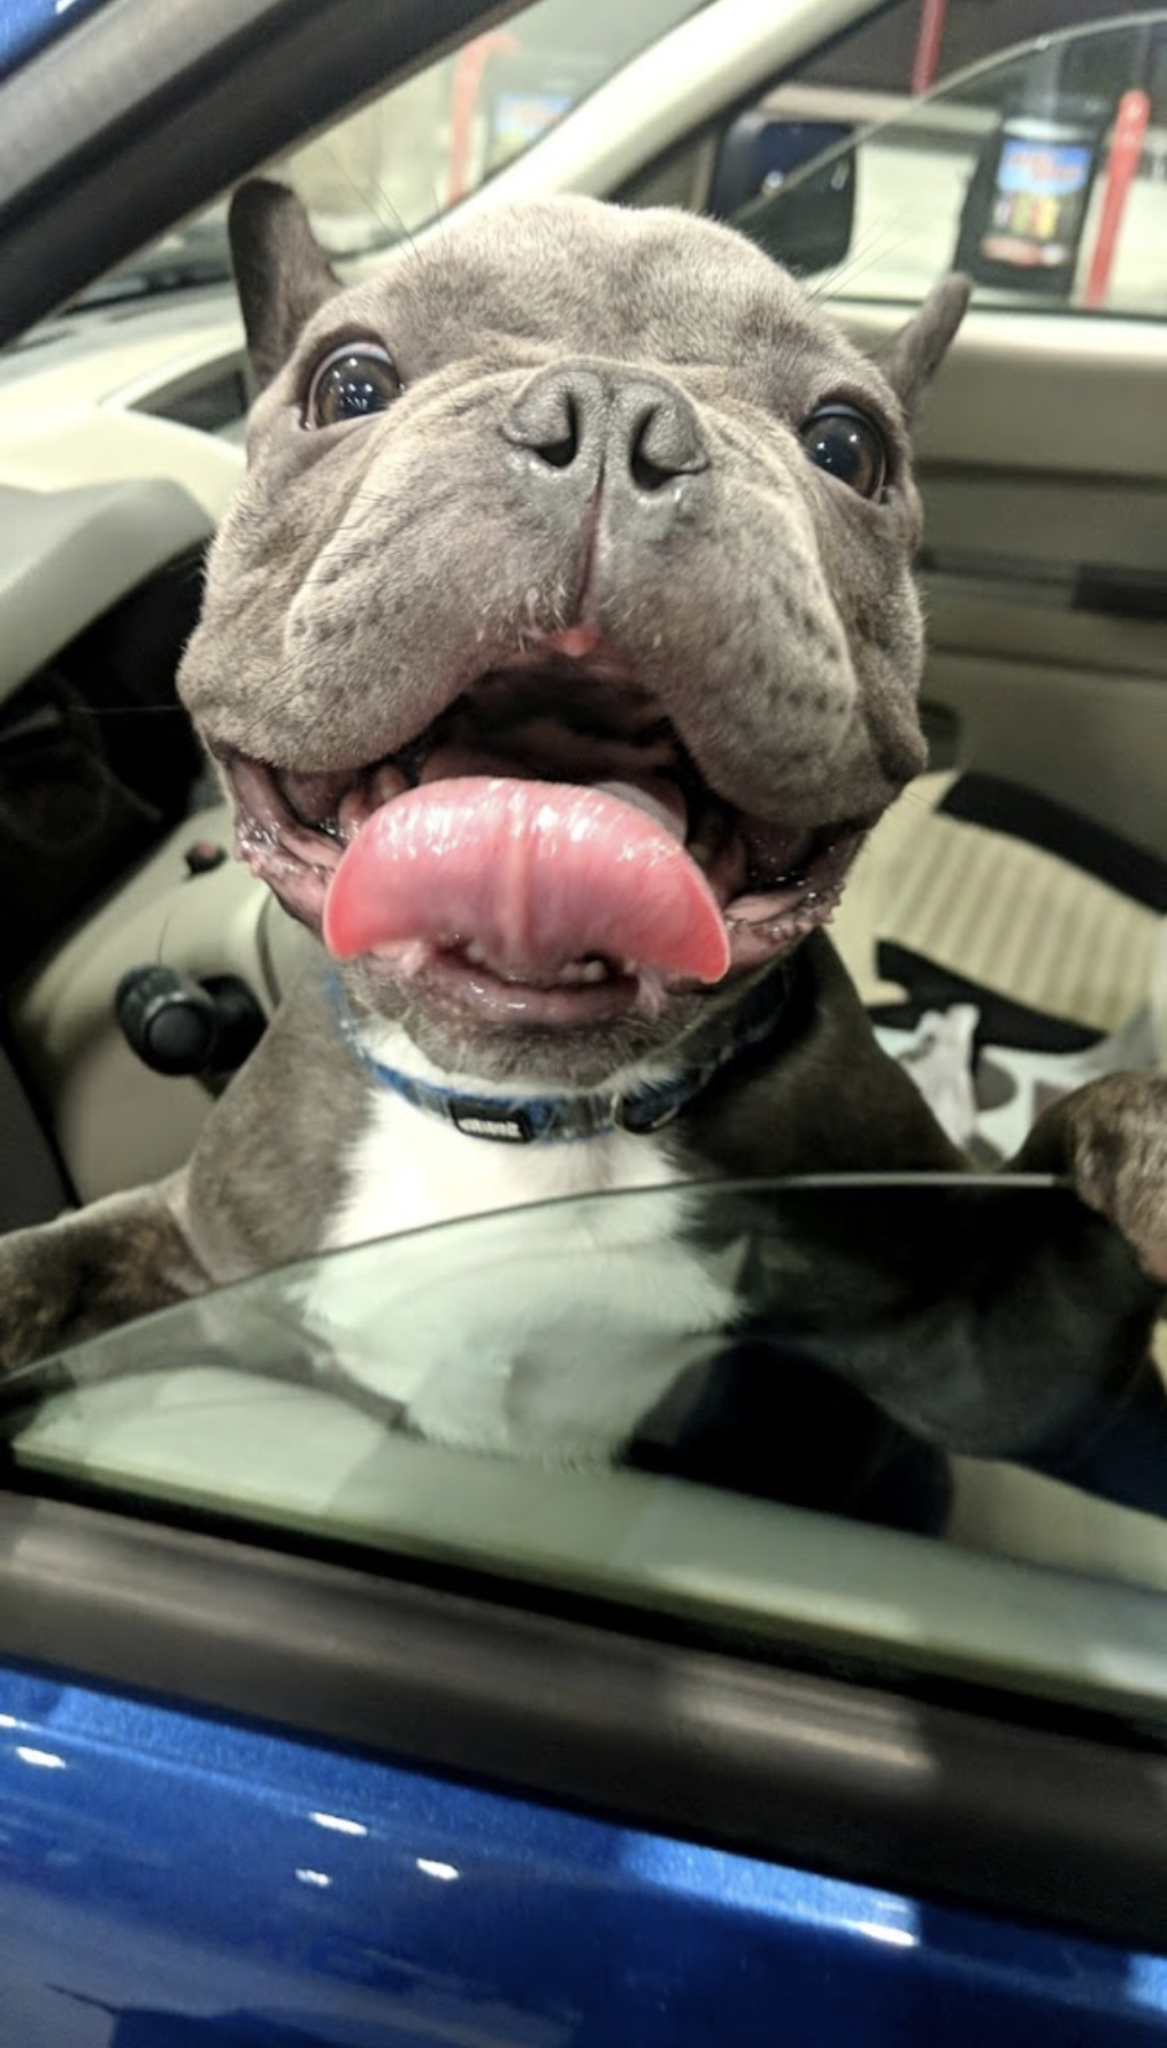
[721,15,1167,316]
[6,1174,1167,1735]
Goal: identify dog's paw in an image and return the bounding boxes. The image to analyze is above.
[0,1182,210,1377]
[1024,1073,1167,1284]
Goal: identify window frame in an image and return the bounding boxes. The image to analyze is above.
[4,1485,1167,1951]
[0,0,523,345]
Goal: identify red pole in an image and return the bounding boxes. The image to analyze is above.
[1083,90,1150,309]
[447,29,518,207]
[911,0,949,95]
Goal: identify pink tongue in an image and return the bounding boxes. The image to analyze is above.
[323,776,730,984]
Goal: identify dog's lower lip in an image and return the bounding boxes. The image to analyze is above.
[381,944,650,1028]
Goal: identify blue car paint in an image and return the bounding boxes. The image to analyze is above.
[1,1663,1165,2045]
[0,0,107,79]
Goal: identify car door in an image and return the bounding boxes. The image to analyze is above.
[6,1180,1167,2044]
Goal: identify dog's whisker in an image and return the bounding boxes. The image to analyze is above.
[55,704,188,718]
[804,212,922,303]
[805,211,912,285]
[299,138,418,260]
[894,781,949,815]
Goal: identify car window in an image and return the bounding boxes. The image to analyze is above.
[6,1173,1167,1736]
[284,0,716,236]
[64,0,717,307]
[57,1,1159,313]
[719,15,1167,317]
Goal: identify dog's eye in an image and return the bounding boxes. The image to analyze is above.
[305,343,400,428]
[798,406,887,500]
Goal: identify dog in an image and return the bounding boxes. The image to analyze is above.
[3,182,1167,1515]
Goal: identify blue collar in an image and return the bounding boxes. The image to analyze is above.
[332,967,790,1144]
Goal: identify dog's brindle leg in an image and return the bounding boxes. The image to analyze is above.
[1011,1072,1167,1284]
[0,1176,209,1374]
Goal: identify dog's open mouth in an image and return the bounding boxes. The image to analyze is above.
[223,660,865,1023]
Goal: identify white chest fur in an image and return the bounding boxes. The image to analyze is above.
[323,1081,686,1244]
[307,1075,742,1464]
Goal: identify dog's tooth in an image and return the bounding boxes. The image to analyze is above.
[370,762,410,806]
[455,945,616,986]
[556,958,610,986]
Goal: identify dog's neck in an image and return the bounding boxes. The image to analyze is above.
[331,967,792,1146]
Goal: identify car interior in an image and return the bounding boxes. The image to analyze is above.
[2,0,1167,1699]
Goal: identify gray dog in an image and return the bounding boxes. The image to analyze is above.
[3,183,1166,1510]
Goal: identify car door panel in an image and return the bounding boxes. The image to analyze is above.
[3,1492,1167,2029]
[5,1657,1164,2047]
[833,308,1167,848]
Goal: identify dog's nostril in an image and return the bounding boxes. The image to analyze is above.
[629,400,707,494]
[534,395,579,470]
[505,377,585,470]
[630,430,674,495]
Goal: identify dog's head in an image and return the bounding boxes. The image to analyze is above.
[179,181,967,1085]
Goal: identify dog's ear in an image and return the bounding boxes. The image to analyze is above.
[879,275,971,421]
[229,179,342,390]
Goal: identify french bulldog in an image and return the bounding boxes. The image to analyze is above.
[3,183,1167,1515]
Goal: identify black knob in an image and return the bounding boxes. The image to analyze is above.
[116,968,265,1078]
[117,967,217,1075]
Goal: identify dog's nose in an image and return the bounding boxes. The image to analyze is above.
[503,364,708,496]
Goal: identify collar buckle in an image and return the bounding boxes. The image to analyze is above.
[449,1100,536,1143]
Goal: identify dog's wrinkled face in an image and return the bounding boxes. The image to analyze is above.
[179,183,966,1083]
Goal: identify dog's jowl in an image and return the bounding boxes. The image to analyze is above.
[3,184,1167,1511]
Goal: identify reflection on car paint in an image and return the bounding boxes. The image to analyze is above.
[2,1665,1167,2045]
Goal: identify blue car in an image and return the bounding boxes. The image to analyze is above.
[2,0,1167,2040]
